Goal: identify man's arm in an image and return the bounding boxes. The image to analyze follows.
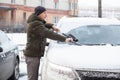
[45,23,60,32]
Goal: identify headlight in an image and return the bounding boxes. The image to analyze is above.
[42,59,80,80]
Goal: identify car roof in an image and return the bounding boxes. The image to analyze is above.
[58,16,120,25]
[57,17,120,33]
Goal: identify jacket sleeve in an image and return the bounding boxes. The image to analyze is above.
[34,22,66,42]
[45,23,54,29]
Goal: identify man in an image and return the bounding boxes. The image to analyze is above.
[24,6,73,80]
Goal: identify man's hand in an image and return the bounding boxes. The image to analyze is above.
[52,26,60,32]
[65,38,74,43]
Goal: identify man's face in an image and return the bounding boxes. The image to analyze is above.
[38,11,47,20]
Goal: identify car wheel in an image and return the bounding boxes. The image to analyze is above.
[8,58,20,80]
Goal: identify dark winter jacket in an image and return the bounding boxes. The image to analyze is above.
[24,13,66,57]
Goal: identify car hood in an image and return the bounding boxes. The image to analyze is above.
[47,43,120,70]
[0,41,17,54]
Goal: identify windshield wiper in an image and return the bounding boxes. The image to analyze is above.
[62,33,78,42]
[61,33,82,46]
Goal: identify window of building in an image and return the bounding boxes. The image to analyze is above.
[69,2,77,10]
[23,12,26,21]
[24,0,26,5]
[54,2,59,9]
[75,3,77,9]
[11,0,15,4]
[11,10,14,21]
[40,0,45,6]
[72,3,75,10]
[69,2,72,10]
[53,17,59,24]
[69,2,74,10]
[53,0,59,9]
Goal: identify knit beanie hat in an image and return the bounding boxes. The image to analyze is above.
[34,6,46,16]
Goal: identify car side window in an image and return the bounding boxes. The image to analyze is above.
[0,31,10,43]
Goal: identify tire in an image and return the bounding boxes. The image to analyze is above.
[8,58,20,80]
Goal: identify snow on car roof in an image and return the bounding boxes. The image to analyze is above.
[58,16,120,25]
[7,33,27,45]
[57,17,120,33]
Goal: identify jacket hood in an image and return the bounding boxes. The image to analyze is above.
[27,13,46,23]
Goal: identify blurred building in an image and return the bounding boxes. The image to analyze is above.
[0,0,78,32]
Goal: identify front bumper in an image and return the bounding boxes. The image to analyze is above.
[42,57,120,80]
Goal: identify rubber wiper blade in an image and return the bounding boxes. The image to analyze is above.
[73,42,82,45]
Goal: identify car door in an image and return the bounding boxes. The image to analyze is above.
[0,30,15,80]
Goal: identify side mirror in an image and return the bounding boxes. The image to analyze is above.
[46,42,49,46]
[0,47,3,52]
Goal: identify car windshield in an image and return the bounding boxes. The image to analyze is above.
[66,25,120,46]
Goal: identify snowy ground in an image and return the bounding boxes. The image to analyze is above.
[19,61,28,80]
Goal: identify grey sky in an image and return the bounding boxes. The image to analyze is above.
[78,0,120,8]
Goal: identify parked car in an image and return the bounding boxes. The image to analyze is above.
[0,30,20,80]
[41,17,120,80]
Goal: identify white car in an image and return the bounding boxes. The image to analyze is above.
[0,30,20,80]
[41,17,120,80]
